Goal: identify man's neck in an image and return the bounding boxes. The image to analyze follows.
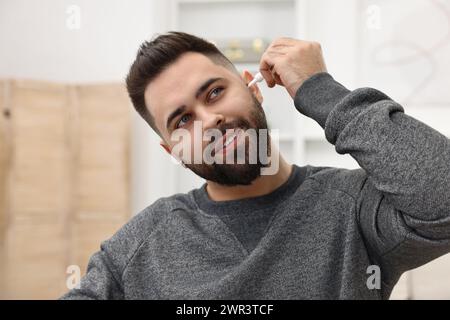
[205,155,293,202]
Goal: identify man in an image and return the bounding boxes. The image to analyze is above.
[60,32,450,299]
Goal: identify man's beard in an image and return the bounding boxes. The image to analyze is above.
[184,95,271,186]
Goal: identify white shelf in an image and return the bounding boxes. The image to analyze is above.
[175,0,298,40]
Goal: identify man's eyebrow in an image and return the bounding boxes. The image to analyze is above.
[165,77,224,130]
[166,105,187,131]
[195,77,223,99]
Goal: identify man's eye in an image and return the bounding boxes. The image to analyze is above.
[176,114,191,128]
[208,87,224,101]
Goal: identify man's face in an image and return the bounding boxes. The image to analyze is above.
[145,52,270,186]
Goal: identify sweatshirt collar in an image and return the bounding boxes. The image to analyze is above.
[191,164,306,215]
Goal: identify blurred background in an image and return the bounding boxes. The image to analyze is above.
[0,0,449,299]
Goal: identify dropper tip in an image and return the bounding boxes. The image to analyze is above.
[247,72,263,87]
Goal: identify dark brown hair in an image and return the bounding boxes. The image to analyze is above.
[125,31,237,137]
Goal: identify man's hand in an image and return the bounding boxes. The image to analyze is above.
[259,37,327,98]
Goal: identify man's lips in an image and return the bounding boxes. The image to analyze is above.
[213,128,243,155]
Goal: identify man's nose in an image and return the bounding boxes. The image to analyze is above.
[198,108,225,131]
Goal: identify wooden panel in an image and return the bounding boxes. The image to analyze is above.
[3,222,67,299]
[0,80,131,299]
[0,80,9,299]
[75,84,130,220]
[8,80,71,223]
[0,80,9,227]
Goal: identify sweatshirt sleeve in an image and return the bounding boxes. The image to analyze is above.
[59,244,124,300]
[294,72,450,284]
[58,199,168,300]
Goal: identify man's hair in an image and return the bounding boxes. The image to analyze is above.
[126,31,238,137]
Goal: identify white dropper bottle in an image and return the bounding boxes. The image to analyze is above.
[247,72,264,87]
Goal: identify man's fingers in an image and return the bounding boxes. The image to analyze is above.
[259,51,284,88]
[260,68,275,88]
[272,71,283,86]
[260,66,283,88]
[257,37,327,97]
[259,55,276,87]
[259,37,301,89]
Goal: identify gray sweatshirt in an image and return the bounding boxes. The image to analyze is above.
[60,72,450,300]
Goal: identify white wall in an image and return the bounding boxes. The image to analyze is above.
[0,0,155,82]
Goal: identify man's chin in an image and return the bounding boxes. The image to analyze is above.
[186,162,264,186]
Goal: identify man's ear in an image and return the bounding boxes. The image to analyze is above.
[242,70,263,104]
